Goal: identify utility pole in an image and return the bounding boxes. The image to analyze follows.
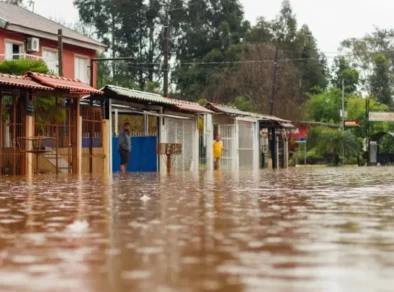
[341,79,345,165]
[270,46,279,116]
[366,98,370,165]
[56,29,63,175]
[57,29,63,76]
[163,16,169,98]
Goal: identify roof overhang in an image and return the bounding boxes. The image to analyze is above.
[6,24,107,52]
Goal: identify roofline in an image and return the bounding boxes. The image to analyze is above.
[6,24,107,52]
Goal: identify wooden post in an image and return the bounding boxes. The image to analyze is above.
[102,119,110,174]
[58,29,63,76]
[55,97,59,174]
[89,101,93,173]
[0,93,2,175]
[13,95,16,176]
[71,99,82,175]
[166,154,171,174]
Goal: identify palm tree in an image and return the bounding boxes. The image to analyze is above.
[314,128,359,165]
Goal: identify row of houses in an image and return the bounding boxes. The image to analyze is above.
[0,2,295,176]
[0,76,295,176]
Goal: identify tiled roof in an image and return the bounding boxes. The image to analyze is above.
[0,2,106,51]
[0,73,53,91]
[26,72,103,95]
[168,98,214,114]
[104,85,174,105]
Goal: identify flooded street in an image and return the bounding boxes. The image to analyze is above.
[0,168,393,292]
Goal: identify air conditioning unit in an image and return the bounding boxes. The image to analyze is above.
[26,37,40,53]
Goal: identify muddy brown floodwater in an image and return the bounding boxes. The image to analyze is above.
[0,168,393,292]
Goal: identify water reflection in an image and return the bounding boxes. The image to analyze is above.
[0,168,393,291]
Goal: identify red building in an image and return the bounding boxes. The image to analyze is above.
[0,2,106,86]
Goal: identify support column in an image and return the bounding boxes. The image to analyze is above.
[72,99,81,175]
[25,115,34,176]
[102,119,110,174]
[283,136,289,169]
[271,128,278,169]
[205,114,213,171]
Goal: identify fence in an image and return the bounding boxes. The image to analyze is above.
[0,94,25,175]
[34,97,74,174]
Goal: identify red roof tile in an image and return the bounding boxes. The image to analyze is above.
[26,72,103,96]
[0,73,53,91]
[168,98,214,114]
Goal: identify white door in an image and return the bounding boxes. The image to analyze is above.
[218,124,237,171]
[74,56,89,83]
[238,121,254,170]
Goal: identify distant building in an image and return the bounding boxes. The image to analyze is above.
[0,1,106,86]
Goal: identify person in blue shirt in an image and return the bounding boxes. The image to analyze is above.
[118,122,131,173]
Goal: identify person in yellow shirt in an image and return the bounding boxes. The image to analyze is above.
[213,135,227,170]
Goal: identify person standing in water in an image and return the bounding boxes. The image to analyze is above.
[119,122,131,174]
[213,135,227,170]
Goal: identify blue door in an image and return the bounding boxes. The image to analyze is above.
[112,136,158,172]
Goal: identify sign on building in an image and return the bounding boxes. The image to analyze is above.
[369,112,394,122]
[344,120,360,128]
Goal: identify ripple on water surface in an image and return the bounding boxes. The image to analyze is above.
[0,168,393,292]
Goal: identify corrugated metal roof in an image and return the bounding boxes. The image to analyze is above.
[0,73,53,91]
[104,85,174,105]
[0,2,106,51]
[168,98,214,114]
[206,102,294,124]
[26,72,103,95]
[206,102,250,116]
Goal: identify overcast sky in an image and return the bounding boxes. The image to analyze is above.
[31,0,394,55]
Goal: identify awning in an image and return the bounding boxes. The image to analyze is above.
[279,122,296,129]
[103,85,173,105]
[169,98,213,114]
[26,72,103,95]
[111,105,192,120]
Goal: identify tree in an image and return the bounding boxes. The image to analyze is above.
[173,0,248,100]
[313,128,359,166]
[370,54,392,105]
[341,28,394,93]
[331,57,359,94]
[248,2,328,94]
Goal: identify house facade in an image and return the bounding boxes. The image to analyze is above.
[0,2,106,85]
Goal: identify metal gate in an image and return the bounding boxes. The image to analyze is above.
[0,94,25,175]
[167,119,196,171]
[34,97,74,174]
[218,124,237,171]
[238,121,254,170]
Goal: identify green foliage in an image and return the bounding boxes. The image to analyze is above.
[306,88,343,123]
[331,57,360,93]
[231,96,256,112]
[341,28,394,93]
[370,54,392,106]
[0,59,49,75]
[312,127,359,166]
